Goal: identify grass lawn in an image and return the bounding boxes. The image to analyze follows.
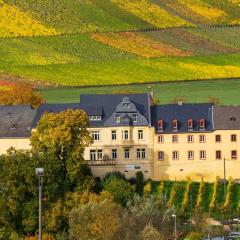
[40,78,240,105]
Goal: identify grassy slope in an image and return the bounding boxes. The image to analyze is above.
[41,79,240,105]
[2,53,240,86]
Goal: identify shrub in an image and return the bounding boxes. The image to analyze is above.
[103,176,134,206]
[186,231,202,240]
[136,171,144,195]
[139,223,164,240]
[144,181,152,196]
[103,171,126,181]
[69,200,122,240]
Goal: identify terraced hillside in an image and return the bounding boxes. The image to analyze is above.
[1,0,240,86]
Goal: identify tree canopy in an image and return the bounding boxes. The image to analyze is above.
[30,109,93,192]
[0,81,44,108]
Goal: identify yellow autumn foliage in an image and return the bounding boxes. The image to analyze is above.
[92,32,190,58]
[179,62,240,79]
[111,0,192,28]
[178,0,226,21]
[229,0,240,6]
[0,0,58,37]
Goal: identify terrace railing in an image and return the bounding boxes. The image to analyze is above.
[86,159,116,166]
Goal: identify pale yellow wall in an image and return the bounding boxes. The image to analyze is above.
[0,138,31,154]
[84,126,155,179]
[1,128,240,182]
[153,130,240,182]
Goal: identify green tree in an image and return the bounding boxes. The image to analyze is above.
[139,224,164,240]
[69,200,122,240]
[0,149,39,234]
[136,171,144,195]
[0,110,94,235]
[30,109,93,194]
[103,176,134,206]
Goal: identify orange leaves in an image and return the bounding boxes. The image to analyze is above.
[0,80,44,107]
[92,32,190,58]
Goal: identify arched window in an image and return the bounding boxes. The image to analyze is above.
[199,118,205,130]
[172,119,178,131]
[157,120,163,132]
[187,118,193,131]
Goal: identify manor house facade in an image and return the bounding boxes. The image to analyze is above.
[0,93,240,182]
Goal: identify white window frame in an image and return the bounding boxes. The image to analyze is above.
[199,135,206,143]
[111,130,117,140]
[200,150,206,160]
[112,149,117,160]
[122,130,129,140]
[91,131,100,141]
[90,149,102,160]
[188,151,194,160]
[137,148,146,159]
[158,135,164,143]
[187,135,194,143]
[133,114,138,123]
[138,130,144,140]
[116,115,121,123]
[158,151,164,161]
[124,148,130,159]
[172,151,179,160]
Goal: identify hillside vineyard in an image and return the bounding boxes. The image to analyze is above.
[1,93,240,182]
[1,0,240,86]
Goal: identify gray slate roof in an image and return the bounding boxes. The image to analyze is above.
[214,106,240,130]
[32,93,151,128]
[151,103,213,133]
[0,105,37,138]
[80,93,150,127]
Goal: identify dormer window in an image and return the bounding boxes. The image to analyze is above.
[123,103,130,108]
[133,114,138,122]
[199,118,205,130]
[157,120,163,132]
[89,115,102,121]
[172,119,178,131]
[187,119,193,131]
[116,115,121,123]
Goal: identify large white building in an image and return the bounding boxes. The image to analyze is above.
[1,93,240,182]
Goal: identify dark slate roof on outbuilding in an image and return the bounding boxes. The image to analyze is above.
[213,106,240,130]
[151,103,213,133]
[0,105,37,138]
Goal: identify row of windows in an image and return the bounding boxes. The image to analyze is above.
[89,115,102,121]
[116,114,138,123]
[157,118,206,132]
[90,148,146,160]
[158,150,238,161]
[158,134,238,144]
[91,130,144,141]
